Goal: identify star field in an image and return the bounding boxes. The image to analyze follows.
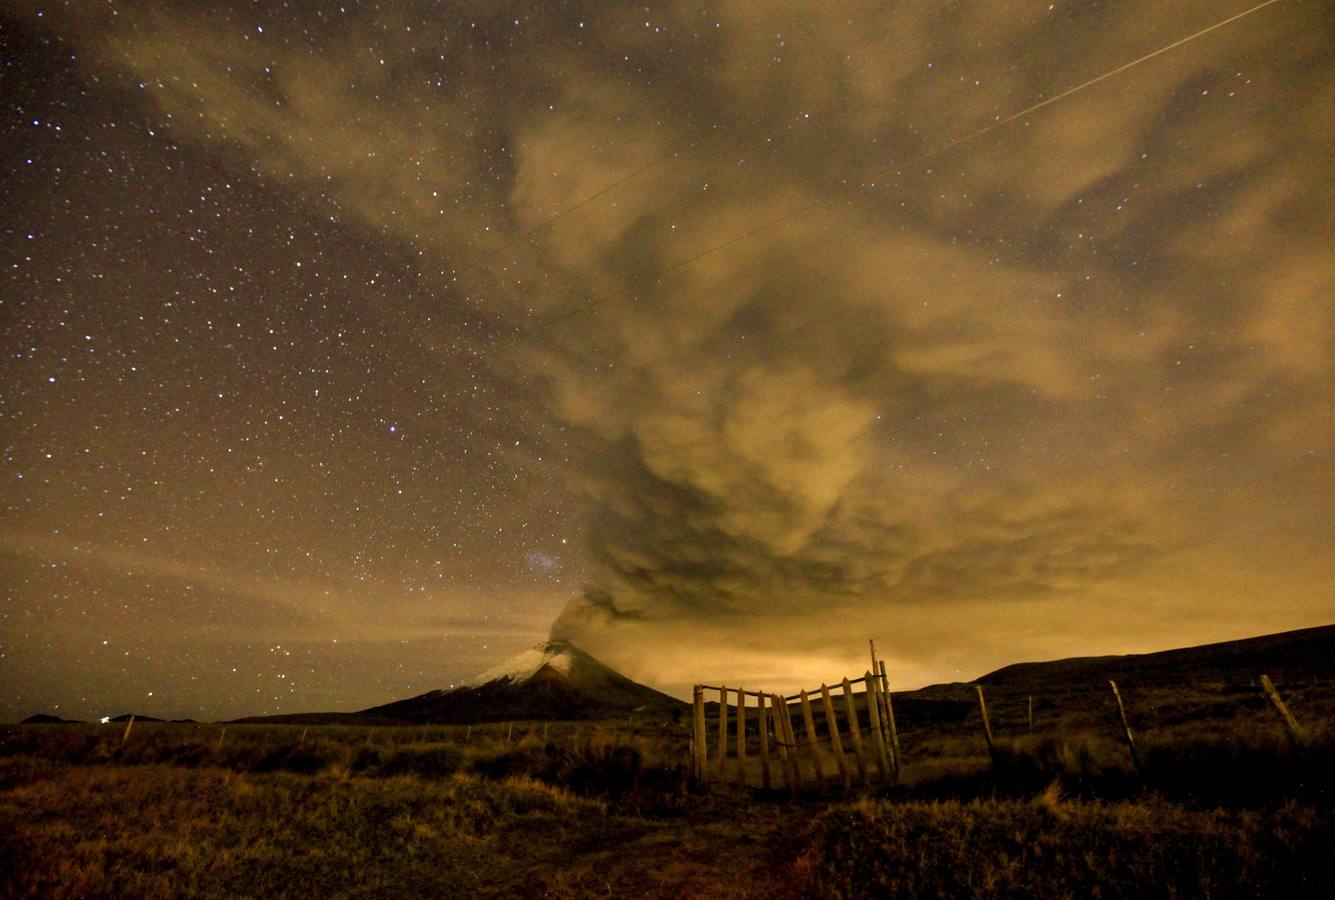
[1,1,1331,721]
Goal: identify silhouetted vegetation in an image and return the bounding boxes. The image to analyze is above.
[792,789,1333,899]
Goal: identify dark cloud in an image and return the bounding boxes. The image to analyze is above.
[3,1,1331,717]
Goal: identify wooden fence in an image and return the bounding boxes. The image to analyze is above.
[691,644,904,790]
[689,640,1313,792]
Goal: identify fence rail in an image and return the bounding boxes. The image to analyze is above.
[690,638,1312,794]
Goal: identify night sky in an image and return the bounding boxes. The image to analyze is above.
[2,1,1331,722]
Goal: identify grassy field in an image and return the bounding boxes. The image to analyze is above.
[2,695,1332,898]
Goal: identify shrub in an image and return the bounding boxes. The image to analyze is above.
[376,743,465,779]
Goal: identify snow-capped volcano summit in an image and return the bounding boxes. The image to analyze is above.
[467,639,584,686]
[356,639,685,723]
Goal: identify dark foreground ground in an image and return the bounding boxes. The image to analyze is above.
[2,701,1332,898]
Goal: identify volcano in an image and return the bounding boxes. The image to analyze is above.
[355,640,686,724]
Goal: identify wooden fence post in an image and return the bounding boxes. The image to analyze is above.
[692,686,707,780]
[769,694,790,791]
[820,684,851,789]
[976,685,995,760]
[778,696,804,789]
[120,714,135,747]
[716,686,728,778]
[1259,675,1305,749]
[1109,680,1141,774]
[869,642,892,770]
[865,671,890,779]
[880,661,901,778]
[841,677,869,786]
[759,693,772,790]
[216,726,226,750]
[736,688,748,785]
[1027,696,1034,734]
[799,690,828,786]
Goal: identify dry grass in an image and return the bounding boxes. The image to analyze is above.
[791,789,1332,899]
[0,752,793,898]
[0,724,766,898]
[2,683,1331,897]
[1,760,619,898]
[0,721,691,815]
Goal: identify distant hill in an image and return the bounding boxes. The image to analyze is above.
[890,623,1335,733]
[973,624,1335,690]
[235,640,686,726]
[20,713,81,724]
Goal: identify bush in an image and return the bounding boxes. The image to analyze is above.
[376,743,465,779]
[250,740,338,775]
[467,740,687,814]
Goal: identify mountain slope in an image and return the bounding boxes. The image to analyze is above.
[358,640,685,724]
[973,623,1335,689]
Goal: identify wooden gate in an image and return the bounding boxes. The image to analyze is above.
[691,646,902,791]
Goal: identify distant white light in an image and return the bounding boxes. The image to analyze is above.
[100,716,110,724]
